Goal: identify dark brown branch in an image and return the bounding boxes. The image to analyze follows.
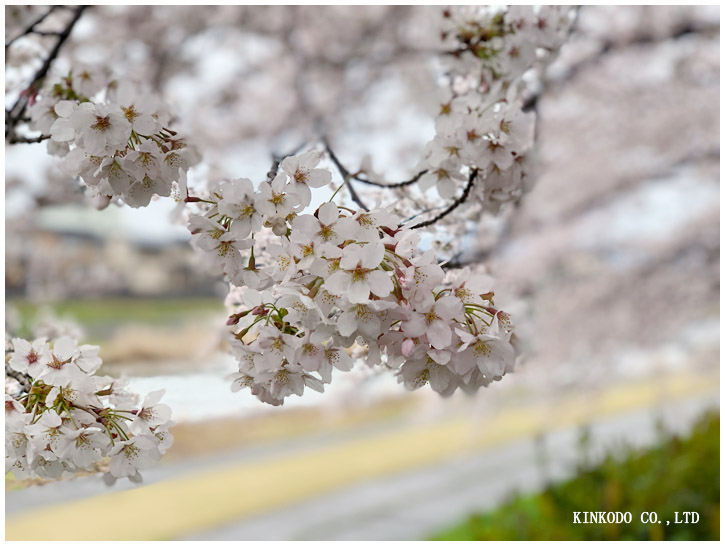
[402,203,447,223]
[5,363,32,393]
[351,169,428,188]
[6,6,88,142]
[31,30,64,38]
[322,138,369,212]
[409,168,478,229]
[322,141,428,192]
[4,6,59,52]
[7,134,50,144]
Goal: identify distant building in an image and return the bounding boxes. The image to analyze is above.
[6,207,219,300]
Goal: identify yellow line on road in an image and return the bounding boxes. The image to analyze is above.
[5,370,718,540]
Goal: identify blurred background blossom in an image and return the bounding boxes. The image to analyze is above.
[5,5,719,541]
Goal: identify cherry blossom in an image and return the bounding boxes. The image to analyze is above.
[6,6,575,437]
[26,66,198,210]
[181,145,521,407]
[280,151,332,207]
[5,337,173,484]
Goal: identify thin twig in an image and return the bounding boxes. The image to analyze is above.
[5,6,59,52]
[351,169,428,188]
[409,168,478,229]
[321,139,428,189]
[7,134,50,144]
[6,6,88,141]
[402,203,447,223]
[322,138,369,212]
[5,363,32,393]
[31,30,64,38]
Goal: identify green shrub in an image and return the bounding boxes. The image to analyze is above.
[432,411,720,540]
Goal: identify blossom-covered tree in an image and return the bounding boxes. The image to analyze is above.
[5,6,575,482]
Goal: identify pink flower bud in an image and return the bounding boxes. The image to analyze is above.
[402,338,415,357]
[91,194,112,210]
[396,269,410,290]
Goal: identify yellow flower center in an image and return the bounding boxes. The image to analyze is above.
[473,340,492,357]
[123,105,140,123]
[412,368,430,388]
[91,115,111,131]
[294,170,308,184]
[351,266,368,282]
[319,225,334,241]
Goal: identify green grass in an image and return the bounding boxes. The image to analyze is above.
[8,298,225,339]
[431,412,720,541]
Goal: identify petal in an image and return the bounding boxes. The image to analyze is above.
[149,403,172,424]
[340,246,363,270]
[402,314,427,337]
[367,270,393,298]
[298,347,321,371]
[337,311,358,337]
[324,271,351,295]
[429,365,451,393]
[299,151,322,169]
[291,214,318,234]
[347,279,371,304]
[318,202,339,226]
[427,321,452,350]
[280,155,299,175]
[125,181,154,208]
[437,176,456,199]
[329,348,353,371]
[318,362,332,383]
[451,349,477,375]
[133,115,158,135]
[236,177,255,197]
[334,217,359,241]
[50,119,74,142]
[304,375,325,393]
[43,411,62,427]
[477,339,515,377]
[427,349,451,365]
[289,374,305,396]
[194,236,220,251]
[307,169,332,188]
[53,336,76,360]
[294,182,312,208]
[270,173,287,192]
[54,100,76,118]
[358,314,381,338]
[361,243,385,269]
[134,435,158,450]
[436,296,463,320]
[143,389,165,407]
[11,338,30,354]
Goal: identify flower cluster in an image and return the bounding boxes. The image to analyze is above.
[8,7,568,415]
[27,66,198,209]
[5,337,173,484]
[186,151,518,405]
[417,6,574,214]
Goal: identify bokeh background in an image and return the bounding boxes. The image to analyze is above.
[5,5,720,540]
